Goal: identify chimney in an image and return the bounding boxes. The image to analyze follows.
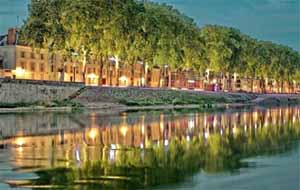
[7,28,17,45]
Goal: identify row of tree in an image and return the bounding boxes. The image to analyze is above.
[20,0,300,88]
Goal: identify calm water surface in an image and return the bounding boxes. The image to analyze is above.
[0,107,299,190]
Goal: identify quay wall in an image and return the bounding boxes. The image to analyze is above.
[0,78,84,103]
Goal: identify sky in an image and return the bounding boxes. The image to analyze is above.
[0,0,299,50]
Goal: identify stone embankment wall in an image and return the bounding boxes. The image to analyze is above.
[0,78,84,103]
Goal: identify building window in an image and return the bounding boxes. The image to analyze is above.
[21,52,25,58]
[51,65,54,72]
[20,62,26,69]
[40,63,44,72]
[0,58,3,69]
[31,52,35,59]
[30,62,35,71]
[40,54,44,60]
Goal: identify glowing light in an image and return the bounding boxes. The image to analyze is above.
[141,124,145,135]
[141,77,145,85]
[15,67,25,78]
[188,80,195,83]
[75,149,80,162]
[87,73,97,79]
[111,144,117,150]
[15,138,25,147]
[88,128,98,140]
[164,139,169,146]
[140,143,144,149]
[233,127,237,134]
[120,126,128,137]
[119,76,127,82]
[188,119,195,130]
[109,149,115,161]
[186,136,190,142]
[204,131,210,139]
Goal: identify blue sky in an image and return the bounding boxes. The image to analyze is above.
[0,0,299,50]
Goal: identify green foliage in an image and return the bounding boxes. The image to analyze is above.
[20,0,300,84]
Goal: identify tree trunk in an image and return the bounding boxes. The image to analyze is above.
[105,58,110,86]
[168,70,172,88]
[251,77,254,93]
[140,63,143,87]
[130,58,135,87]
[82,49,88,84]
[144,63,148,87]
[158,68,162,88]
[98,56,104,86]
[115,56,120,86]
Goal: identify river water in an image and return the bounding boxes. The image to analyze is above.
[0,107,299,190]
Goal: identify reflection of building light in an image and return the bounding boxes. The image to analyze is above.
[204,131,210,139]
[111,144,117,150]
[233,127,237,134]
[140,143,144,149]
[109,150,115,161]
[17,147,23,152]
[75,149,80,162]
[164,139,169,146]
[220,129,223,136]
[160,122,164,131]
[141,124,145,135]
[120,126,128,137]
[88,128,98,140]
[141,77,145,86]
[186,136,190,142]
[16,137,25,147]
[188,119,194,130]
[188,80,195,83]
[213,117,217,128]
[244,125,247,132]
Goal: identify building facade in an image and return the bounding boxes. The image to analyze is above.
[0,28,299,93]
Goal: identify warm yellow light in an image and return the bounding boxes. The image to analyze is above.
[87,73,98,79]
[120,126,128,137]
[15,137,25,147]
[15,67,25,77]
[119,76,127,82]
[141,77,145,85]
[88,128,98,140]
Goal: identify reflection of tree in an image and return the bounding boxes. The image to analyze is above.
[28,121,300,190]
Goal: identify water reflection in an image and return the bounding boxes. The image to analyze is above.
[0,107,299,189]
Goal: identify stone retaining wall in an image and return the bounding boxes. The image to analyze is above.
[0,78,84,103]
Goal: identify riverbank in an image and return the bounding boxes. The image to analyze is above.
[0,86,300,114]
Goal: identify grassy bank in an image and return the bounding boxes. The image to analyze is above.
[0,100,82,110]
[73,87,247,107]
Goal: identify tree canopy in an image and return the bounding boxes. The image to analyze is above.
[20,0,300,83]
